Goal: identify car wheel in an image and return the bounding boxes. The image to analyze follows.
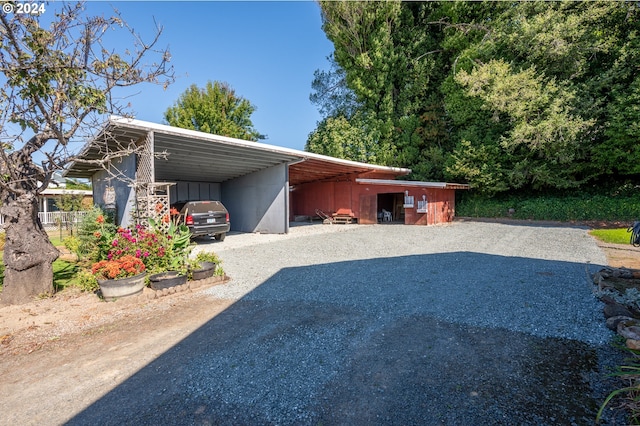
[214,233,226,241]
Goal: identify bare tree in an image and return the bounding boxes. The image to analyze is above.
[0,2,173,304]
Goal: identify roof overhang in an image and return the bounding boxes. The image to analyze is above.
[355,178,469,190]
[65,116,304,182]
[289,153,410,185]
[65,116,412,186]
[41,188,92,196]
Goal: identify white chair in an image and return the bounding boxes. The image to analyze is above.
[382,209,392,222]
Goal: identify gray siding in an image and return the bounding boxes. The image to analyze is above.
[221,164,288,234]
[91,154,137,227]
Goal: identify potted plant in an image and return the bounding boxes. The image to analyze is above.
[147,216,193,290]
[91,255,146,300]
[189,251,220,281]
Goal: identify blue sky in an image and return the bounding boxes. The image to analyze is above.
[80,1,334,151]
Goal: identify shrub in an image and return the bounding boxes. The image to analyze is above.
[74,269,99,292]
[78,207,117,261]
[456,192,640,222]
[63,235,81,257]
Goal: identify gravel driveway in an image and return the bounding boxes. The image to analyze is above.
[70,220,624,425]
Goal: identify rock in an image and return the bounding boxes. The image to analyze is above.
[604,302,635,319]
[611,268,634,279]
[599,294,617,305]
[607,316,635,331]
[598,268,612,279]
[626,339,640,350]
[617,320,640,340]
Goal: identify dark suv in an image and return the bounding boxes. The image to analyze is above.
[172,200,230,241]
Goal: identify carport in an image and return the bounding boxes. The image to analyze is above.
[65,116,417,234]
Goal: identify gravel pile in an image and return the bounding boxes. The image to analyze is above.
[73,220,624,425]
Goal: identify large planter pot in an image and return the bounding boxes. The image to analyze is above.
[190,262,216,281]
[149,271,188,290]
[98,272,146,301]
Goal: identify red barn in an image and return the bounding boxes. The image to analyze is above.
[288,155,468,225]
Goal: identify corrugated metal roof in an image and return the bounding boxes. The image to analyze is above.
[65,116,411,185]
[355,178,469,190]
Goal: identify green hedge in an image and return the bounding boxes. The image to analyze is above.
[456,193,640,222]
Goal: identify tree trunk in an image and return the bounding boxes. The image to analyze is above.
[0,193,59,305]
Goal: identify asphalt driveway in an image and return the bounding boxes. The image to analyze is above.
[69,221,624,425]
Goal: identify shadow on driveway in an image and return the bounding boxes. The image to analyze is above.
[68,252,623,425]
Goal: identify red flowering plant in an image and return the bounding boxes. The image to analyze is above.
[91,255,146,281]
[89,204,193,278]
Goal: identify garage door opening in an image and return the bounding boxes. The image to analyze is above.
[376,193,404,223]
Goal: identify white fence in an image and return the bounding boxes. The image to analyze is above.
[0,211,90,230]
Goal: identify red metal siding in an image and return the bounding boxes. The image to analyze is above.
[291,180,457,225]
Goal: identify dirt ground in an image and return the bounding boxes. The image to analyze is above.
[0,232,638,424]
[0,283,236,425]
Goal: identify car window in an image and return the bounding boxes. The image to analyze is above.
[177,201,226,214]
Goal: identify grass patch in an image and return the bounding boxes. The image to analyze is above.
[597,342,640,424]
[0,258,80,293]
[53,259,79,290]
[590,228,633,245]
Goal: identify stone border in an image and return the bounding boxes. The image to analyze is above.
[113,274,230,303]
[594,267,640,349]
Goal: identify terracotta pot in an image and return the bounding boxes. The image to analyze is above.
[98,272,146,301]
[190,262,216,281]
[149,271,187,290]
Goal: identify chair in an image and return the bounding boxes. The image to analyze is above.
[382,209,392,222]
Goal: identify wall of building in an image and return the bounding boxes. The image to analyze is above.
[291,180,457,225]
[91,154,137,227]
[168,181,222,203]
[222,163,288,234]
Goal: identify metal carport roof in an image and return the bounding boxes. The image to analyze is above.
[65,116,411,184]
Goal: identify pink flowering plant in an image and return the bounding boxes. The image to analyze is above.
[103,225,172,273]
[91,213,193,275]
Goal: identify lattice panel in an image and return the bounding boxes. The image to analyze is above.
[148,193,170,232]
[136,133,153,184]
[135,182,174,231]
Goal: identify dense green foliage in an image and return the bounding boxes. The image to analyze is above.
[165,80,265,141]
[456,192,640,222]
[310,1,640,194]
[64,179,91,190]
